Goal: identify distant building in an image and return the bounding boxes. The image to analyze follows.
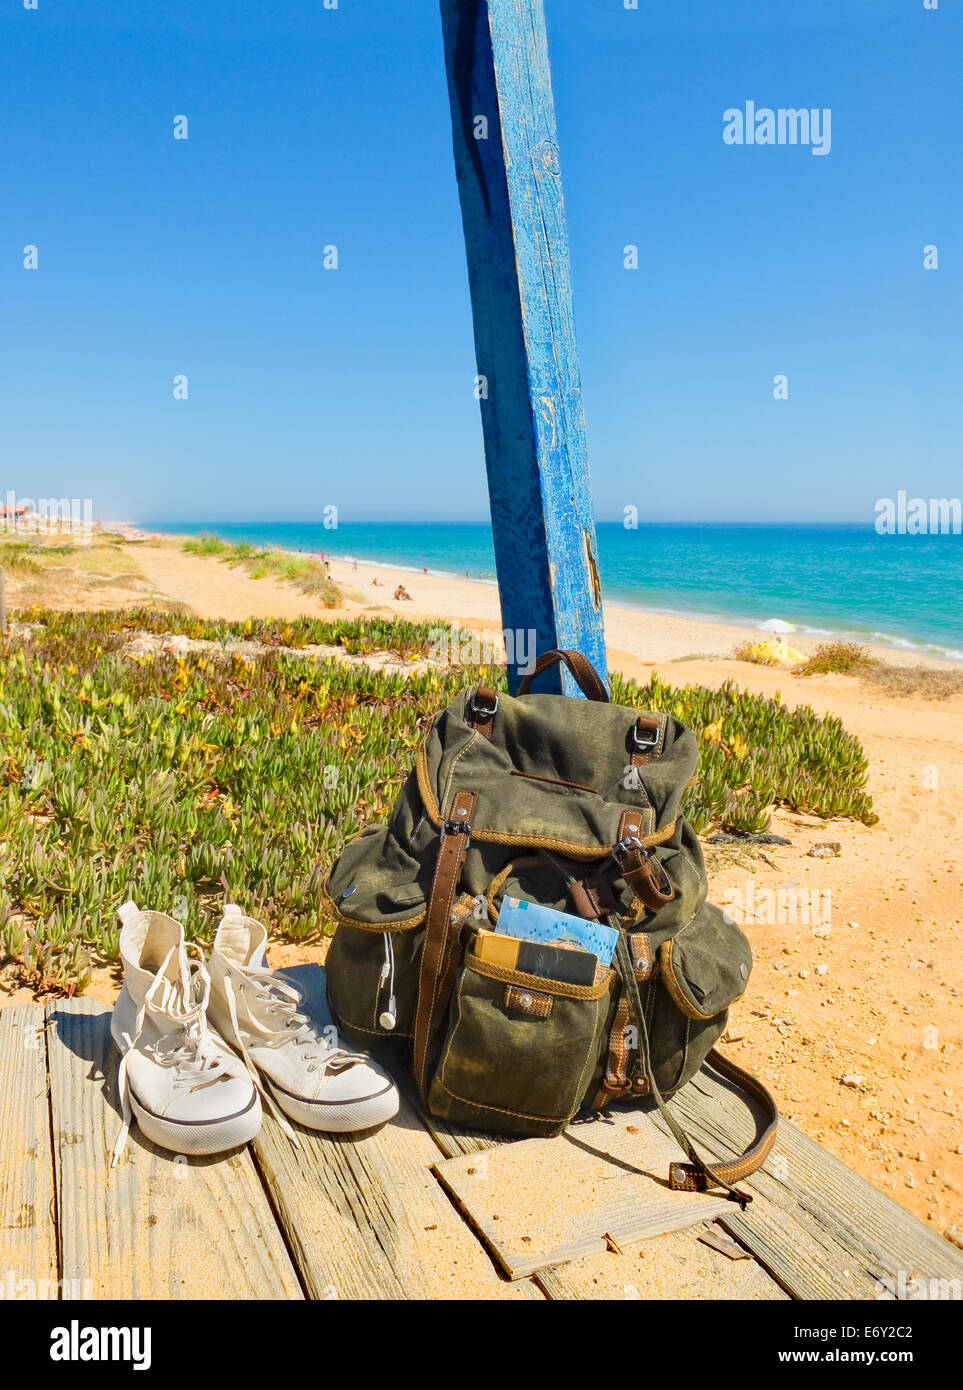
[0,503,29,532]
[0,501,93,535]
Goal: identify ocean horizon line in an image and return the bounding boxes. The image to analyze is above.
[141,518,884,531]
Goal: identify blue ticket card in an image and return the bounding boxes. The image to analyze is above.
[494,896,619,967]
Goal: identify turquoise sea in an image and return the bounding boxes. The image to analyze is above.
[146,521,963,662]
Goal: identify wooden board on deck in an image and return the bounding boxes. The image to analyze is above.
[249,966,540,1301]
[0,1005,58,1298]
[652,1060,963,1301]
[431,1107,730,1280]
[45,999,303,1300]
[421,1097,787,1298]
[534,1220,789,1301]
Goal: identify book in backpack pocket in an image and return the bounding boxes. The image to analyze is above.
[473,928,599,986]
[494,896,619,965]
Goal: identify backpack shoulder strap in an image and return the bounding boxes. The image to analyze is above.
[613,930,778,1205]
[666,1049,780,1194]
[413,790,476,1101]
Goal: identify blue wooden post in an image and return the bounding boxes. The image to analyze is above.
[439,0,608,696]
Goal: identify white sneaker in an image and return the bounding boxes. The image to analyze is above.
[207,906,400,1134]
[110,902,262,1164]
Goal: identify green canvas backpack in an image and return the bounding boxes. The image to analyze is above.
[323,648,777,1201]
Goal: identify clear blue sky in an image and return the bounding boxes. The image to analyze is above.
[1,0,959,524]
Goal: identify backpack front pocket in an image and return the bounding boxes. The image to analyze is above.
[427,954,616,1136]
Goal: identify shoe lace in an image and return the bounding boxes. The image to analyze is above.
[111,946,232,1167]
[222,967,368,1145]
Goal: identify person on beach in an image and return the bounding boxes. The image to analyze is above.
[394,584,412,601]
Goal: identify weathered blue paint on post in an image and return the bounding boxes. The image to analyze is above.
[439,0,608,697]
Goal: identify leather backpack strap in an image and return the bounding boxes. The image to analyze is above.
[628,713,661,767]
[466,684,498,740]
[413,790,476,1102]
[516,649,610,702]
[666,1049,780,1194]
[613,810,676,912]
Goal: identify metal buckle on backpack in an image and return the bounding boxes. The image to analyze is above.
[613,835,647,863]
[468,690,498,720]
[442,818,472,848]
[631,721,660,750]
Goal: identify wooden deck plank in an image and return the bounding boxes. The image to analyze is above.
[45,999,303,1300]
[420,1102,787,1300]
[252,1095,541,1301]
[432,1110,730,1279]
[652,1061,963,1301]
[250,968,540,1301]
[0,1005,58,1299]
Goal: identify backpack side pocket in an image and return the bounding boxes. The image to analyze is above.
[649,900,752,1095]
[325,920,424,1045]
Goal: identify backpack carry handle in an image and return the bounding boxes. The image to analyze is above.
[516,648,610,702]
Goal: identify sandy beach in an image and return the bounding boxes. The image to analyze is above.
[3,534,961,1237]
[128,537,963,672]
